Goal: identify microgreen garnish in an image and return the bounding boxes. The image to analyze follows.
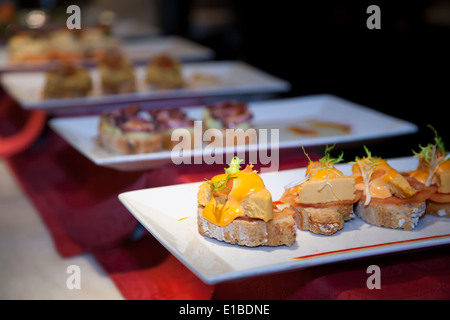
[351,145,382,205]
[204,175,237,192]
[315,145,344,196]
[225,156,243,174]
[412,125,449,186]
[319,144,344,167]
[204,156,242,192]
[285,145,345,197]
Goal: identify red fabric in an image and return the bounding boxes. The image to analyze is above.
[2,97,450,300]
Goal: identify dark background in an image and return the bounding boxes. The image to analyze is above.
[159,0,450,159]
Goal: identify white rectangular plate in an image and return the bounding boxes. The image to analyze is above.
[0,36,214,72]
[49,94,417,171]
[1,60,289,112]
[118,157,450,284]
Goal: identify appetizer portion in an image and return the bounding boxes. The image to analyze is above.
[203,100,253,130]
[145,54,184,89]
[98,105,162,154]
[98,50,136,94]
[352,146,426,230]
[151,108,195,150]
[203,100,255,146]
[7,31,51,63]
[408,126,450,217]
[197,157,296,247]
[43,61,92,99]
[80,26,121,60]
[47,29,84,61]
[280,145,357,235]
[7,26,122,63]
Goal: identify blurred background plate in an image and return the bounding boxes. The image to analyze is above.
[49,94,418,171]
[0,35,214,72]
[0,60,291,115]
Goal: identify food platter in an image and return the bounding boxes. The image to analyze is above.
[0,35,214,72]
[49,94,418,171]
[118,157,450,284]
[1,60,290,114]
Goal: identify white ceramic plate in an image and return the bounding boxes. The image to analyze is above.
[0,36,214,72]
[49,94,418,171]
[1,60,289,113]
[118,157,450,284]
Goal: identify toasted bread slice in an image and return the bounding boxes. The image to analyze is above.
[197,207,296,247]
[354,201,426,230]
[101,79,136,95]
[426,201,450,218]
[289,201,354,236]
[293,206,344,236]
[98,126,162,154]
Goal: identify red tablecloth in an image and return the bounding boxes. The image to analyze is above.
[2,97,450,300]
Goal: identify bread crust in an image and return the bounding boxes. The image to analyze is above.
[289,201,354,236]
[426,201,450,218]
[292,206,344,236]
[98,125,162,154]
[354,201,426,230]
[101,80,136,95]
[197,207,296,247]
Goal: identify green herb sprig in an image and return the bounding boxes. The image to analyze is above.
[204,156,242,193]
[412,125,449,186]
[350,145,382,205]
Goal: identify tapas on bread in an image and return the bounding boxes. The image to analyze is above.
[278,145,357,235]
[43,61,92,99]
[197,156,296,247]
[41,53,221,100]
[351,146,430,230]
[96,102,255,155]
[203,100,253,130]
[98,105,162,154]
[407,125,450,218]
[145,54,184,89]
[98,49,136,94]
[202,100,255,146]
[150,108,195,150]
[7,27,121,63]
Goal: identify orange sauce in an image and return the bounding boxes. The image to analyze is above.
[287,120,351,136]
[202,169,267,227]
[352,159,402,199]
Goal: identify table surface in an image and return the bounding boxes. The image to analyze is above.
[0,159,123,300]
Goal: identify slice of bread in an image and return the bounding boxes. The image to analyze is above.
[98,126,162,154]
[426,201,450,218]
[197,207,296,247]
[293,206,344,236]
[101,79,136,95]
[354,201,426,230]
[288,201,354,236]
